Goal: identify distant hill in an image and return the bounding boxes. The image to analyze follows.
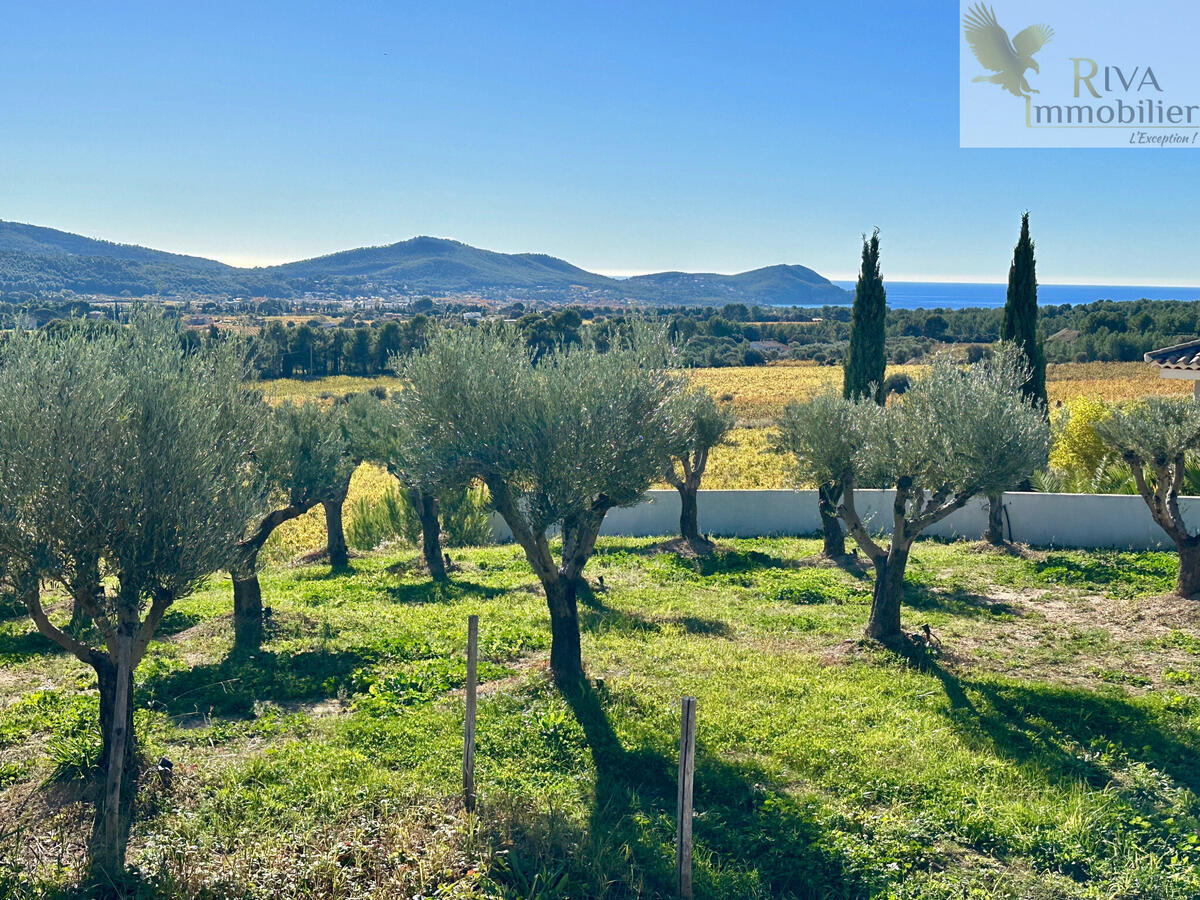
[0,221,850,306]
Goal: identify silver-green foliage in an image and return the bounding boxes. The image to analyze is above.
[0,312,266,607]
[776,345,1049,511]
[396,322,686,537]
[1092,397,1200,595]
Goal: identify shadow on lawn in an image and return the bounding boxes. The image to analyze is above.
[902,581,1018,620]
[382,579,508,606]
[924,657,1200,795]
[1031,552,1175,593]
[139,645,377,719]
[514,681,872,898]
[578,589,733,639]
[0,625,63,662]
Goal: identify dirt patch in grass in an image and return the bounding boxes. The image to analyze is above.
[946,584,1200,693]
[967,541,1047,561]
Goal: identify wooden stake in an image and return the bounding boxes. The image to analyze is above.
[463,614,478,813]
[676,695,697,898]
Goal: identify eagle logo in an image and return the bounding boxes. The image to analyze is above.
[963,4,1054,97]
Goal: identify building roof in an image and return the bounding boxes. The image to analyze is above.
[1146,339,1200,371]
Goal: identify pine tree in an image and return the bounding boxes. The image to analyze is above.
[844,229,887,404]
[1002,212,1046,406]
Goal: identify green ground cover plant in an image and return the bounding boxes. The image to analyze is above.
[1,536,1199,898]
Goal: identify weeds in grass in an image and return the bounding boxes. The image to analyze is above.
[3,539,1200,897]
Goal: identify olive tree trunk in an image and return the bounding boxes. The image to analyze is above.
[89,645,137,881]
[23,574,162,883]
[323,496,349,568]
[1127,456,1200,599]
[1178,540,1200,597]
[680,482,699,543]
[985,493,1005,545]
[408,487,446,581]
[232,555,264,653]
[838,478,973,647]
[864,543,910,644]
[666,453,713,553]
[819,482,846,558]
[232,504,308,652]
[486,476,605,684]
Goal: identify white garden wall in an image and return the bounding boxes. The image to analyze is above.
[488,490,1199,551]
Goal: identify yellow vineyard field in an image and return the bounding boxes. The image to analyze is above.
[263,360,1188,556]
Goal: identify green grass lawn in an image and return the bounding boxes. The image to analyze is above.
[2,538,1200,898]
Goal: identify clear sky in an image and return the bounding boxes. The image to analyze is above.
[1,0,1195,283]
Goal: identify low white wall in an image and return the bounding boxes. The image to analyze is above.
[489,490,1196,551]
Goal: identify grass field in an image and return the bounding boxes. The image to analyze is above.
[2,538,1200,897]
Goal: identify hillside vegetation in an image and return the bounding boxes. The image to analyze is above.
[0,222,849,305]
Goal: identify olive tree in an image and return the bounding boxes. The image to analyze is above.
[0,313,264,880]
[1092,397,1200,597]
[665,388,735,552]
[397,323,686,682]
[775,348,1049,646]
[232,400,351,650]
[321,390,390,568]
[341,387,451,580]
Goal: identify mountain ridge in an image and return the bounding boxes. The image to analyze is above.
[0,221,851,306]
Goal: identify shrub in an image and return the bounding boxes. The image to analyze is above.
[440,482,495,547]
[346,485,417,551]
[346,482,494,551]
[1049,397,1113,477]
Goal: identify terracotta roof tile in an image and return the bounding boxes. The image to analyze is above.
[1145,339,1200,370]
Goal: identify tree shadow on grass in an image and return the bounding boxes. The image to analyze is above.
[902,581,1019,620]
[920,654,1200,796]
[0,625,65,662]
[138,645,378,719]
[578,588,733,640]
[538,681,868,899]
[1031,552,1176,593]
[381,579,509,606]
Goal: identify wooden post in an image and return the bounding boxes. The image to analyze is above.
[463,614,478,813]
[676,696,697,898]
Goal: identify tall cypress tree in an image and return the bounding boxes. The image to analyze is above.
[988,213,1046,543]
[844,229,887,404]
[1002,212,1046,406]
[818,231,886,558]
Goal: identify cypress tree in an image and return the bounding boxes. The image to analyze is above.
[1002,212,1046,406]
[818,231,886,558]
[844,229,887,404]
[988,213,1046,543]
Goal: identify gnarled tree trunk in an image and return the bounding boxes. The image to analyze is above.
[232,555,264,653]
[1126,455,1200,600]
[676,478,713,553]
[545,575,585,681]
[486,475,605,684]
[1177,539,1200,597]
[864,544,910,645]
[667,452,713,554]
[89,646,137,882]
[408,487,446,581]
[231,504,307,652]
[819,482,846,558]
[986,493,1006,545]
[323,496,349,568]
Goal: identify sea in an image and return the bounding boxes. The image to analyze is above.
[823,281,1200,310]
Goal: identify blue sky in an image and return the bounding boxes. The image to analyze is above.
[0,0,1194,283]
